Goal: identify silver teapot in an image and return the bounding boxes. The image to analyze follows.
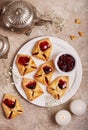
[0,0,52,35]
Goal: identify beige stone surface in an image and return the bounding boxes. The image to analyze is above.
[0,0,88,130]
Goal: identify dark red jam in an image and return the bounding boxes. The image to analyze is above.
[57,54,75,72]
[3,98,16,108]
[43,66,52,74]
[58,79,67,89]
[40,41,50,51]
[45,77,49,84]
[18,56,29,66]
[26,81,36,89]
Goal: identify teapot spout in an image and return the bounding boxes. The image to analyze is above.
[34,18,52,26]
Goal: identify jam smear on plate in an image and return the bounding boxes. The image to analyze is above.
[18,56,30,66]
[3,98,16,108]
[57,54,75,72]
[40,41,50,51]
[26,81,36,89]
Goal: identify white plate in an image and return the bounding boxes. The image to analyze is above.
[12,36,82,107]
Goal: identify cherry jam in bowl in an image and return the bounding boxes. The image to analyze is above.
[55,52,76,73]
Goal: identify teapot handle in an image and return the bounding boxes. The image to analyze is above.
[0,1,12,15]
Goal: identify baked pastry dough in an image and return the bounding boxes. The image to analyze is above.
[32,38,52,61]
[34,60,55,86]
[16,54,37,76]
[2,94,23,119]
[22,78,44,101]
[47,76,69,99]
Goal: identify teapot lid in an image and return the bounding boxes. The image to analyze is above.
[2,1,34,29]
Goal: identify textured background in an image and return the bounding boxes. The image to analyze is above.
[0,0,88,130]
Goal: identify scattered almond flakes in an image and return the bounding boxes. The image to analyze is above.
[70,35,77,40]
[78,31,85,36]
[75,19,81,24]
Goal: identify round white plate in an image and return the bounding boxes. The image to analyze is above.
[12,36,82,107]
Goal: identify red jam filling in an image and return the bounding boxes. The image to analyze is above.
[3,98,16,108]
[58,79,67,89]
[57,54,75,72]
[43,66,52,74]
[40,41,50,51]
[26,81,36,89]
[45,77,49,84]
[18,56,30,66]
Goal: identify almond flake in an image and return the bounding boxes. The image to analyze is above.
[75,19,81,24]
[78,32,85,36]
[70,35,77,40]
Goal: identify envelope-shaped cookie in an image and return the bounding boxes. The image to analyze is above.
[34,60,55,86]
[2,94,23,119]
[47,76,69,99]
[16,54,37,76]
[32,38,52,61]
[22,78,44,101]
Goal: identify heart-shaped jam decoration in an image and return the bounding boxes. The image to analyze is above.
[3,98,16,108]
[43,66,52,74]
[26,81,36,89]
[18,56,30,66]
[58,79,67,89]
[40,41,50,51]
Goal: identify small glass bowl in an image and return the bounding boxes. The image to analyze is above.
[54,52,76,74]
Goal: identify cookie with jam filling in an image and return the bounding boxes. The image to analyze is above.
[34,60,55,86]
[16,54,37,76]
[47,76,69,99]
[32,38,52,61]
[22,78,44,101]
[2,94,23,119]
